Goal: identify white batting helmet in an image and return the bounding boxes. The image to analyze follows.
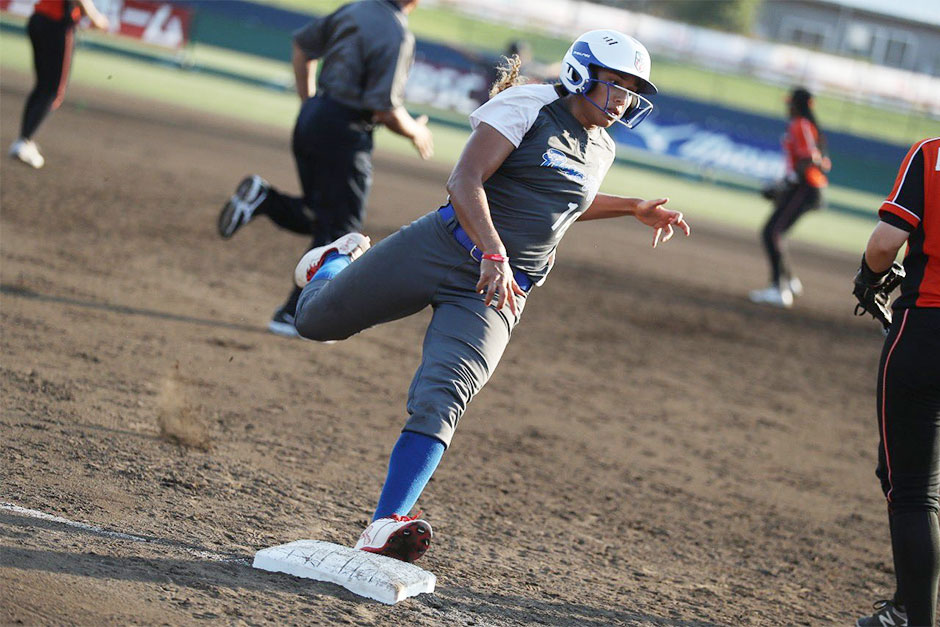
[560,30,657,96]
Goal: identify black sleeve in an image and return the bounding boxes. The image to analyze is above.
[881,213,915,232]
[895,147,926,222]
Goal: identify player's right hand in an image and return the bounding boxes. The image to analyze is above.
[412,115,434,160]
[89,11,110,30]
[476,258,524,316]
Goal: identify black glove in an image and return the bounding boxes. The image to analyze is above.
[853,255,905,330]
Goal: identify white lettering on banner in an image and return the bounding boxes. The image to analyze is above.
[632,122,699,154]
[142,5,184,49]
[677,132,784,180]
[3,0,36,17]
[113,0,188,49]
[121,7,150,27]
[627,120,785,180]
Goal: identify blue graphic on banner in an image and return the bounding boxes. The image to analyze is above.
[607,93,909,194]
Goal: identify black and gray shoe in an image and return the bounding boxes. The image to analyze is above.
[856,600,907,627]
[267,307,299,338]
[218,175,269,238]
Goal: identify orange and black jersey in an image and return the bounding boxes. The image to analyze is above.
[783,116,827,188]
[34,0,80,25]
[878,137,940,309]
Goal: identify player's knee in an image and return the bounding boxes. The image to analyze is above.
[293,310,352,342]
[403,408,458,449]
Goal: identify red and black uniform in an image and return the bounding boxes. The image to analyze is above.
[874,136,940,626]
[760,116,827,286]
[19,0,80,140]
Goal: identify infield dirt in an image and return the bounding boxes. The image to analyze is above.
[1,73,895,625]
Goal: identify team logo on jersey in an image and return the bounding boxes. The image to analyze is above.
[541,148,567,168]
[540,148,586,184]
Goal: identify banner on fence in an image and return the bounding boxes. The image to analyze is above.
[0,0,191,49]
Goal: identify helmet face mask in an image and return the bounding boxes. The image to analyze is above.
[560,30,656,128]
[584,77,654,129]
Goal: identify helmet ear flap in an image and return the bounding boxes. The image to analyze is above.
[560,45,592,94]
[565,64,582,86]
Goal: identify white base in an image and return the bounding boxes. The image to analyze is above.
[252,540,435,604]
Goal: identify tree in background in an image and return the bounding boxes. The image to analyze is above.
[598,0,760,34]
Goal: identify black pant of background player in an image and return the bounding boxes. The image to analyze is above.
[257,95,375,317]
[760,181,822,286]
[876,307,940,626]
[20,12,74,141]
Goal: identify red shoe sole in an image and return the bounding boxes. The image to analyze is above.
[360,521,432,563]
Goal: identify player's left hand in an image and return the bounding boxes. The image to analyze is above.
[477,258,525,315]
[634,197,691,248]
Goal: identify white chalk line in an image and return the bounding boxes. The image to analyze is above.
[1,501,250,565]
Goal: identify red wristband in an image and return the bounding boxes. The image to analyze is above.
[482,253,509,263]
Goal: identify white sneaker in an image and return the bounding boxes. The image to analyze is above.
[294,232,370,288]
[749,285,793,308]
[788,277,803,297]
[217,175,269,238]
[267,307,300,338]
[354,514,433,563]
[9,139,44,169]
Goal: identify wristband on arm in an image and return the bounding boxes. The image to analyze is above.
[482,253,508,263]
[858,254,890,286]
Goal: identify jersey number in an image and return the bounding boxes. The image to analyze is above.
[551,203,580,233]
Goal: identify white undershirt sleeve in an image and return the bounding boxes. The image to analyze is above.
[469,84,560,148]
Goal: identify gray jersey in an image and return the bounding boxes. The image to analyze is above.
[293,1,415,112]
[469,84,616,282]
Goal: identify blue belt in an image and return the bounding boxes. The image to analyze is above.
[438,203,533,292]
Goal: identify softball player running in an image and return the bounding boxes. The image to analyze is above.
[288,30,689,562]
[749,87,831,308]
[218,0,432,337]
[9,0,109,169]
[854,137,940,627]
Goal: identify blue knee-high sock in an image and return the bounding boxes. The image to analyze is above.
[296,252,352,318]
[314,251,351,281]
[373,431,445,521]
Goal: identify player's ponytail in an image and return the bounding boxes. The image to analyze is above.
[489,54,526,98]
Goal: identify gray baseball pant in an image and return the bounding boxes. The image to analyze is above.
[294,211,527,447]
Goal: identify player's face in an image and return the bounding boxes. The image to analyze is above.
[585,69,641,127]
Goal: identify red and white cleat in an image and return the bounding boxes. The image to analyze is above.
[354,514,432,563]
[293,232,371,288]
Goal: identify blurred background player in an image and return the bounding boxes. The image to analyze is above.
[217,0,433,337]
[749,87,831,308]
[855,136,940,627]
[285,30,689,562]
[8,0,110,169]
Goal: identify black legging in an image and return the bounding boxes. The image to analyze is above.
[876,308,940,626]
[20,12,74,140]
[759,181,822,285]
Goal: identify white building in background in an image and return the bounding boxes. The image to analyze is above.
[427,0,940,115]
[757,0,940,76]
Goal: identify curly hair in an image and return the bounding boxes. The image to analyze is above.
[489,54,527,98]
